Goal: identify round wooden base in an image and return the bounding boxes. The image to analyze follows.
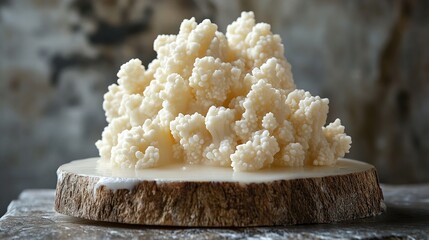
[55,158,384,227]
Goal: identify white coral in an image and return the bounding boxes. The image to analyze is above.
[203,106,236,166]
[96,11,352,171]
[170,113,210,164]
[231,130,279,171]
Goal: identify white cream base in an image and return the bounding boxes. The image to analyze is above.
[58,158,374,194]
[93,177,141,196]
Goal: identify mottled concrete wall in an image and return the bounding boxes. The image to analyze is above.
[0,0,428,214]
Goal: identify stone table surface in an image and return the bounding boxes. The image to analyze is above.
[1,184,428,240]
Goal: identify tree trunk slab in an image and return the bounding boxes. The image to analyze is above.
[55,158,384,227]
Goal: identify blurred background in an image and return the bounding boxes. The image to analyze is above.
[0,0,428,215]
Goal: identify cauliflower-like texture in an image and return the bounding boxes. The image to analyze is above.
[96,11,351,171]
[189,57,241,113]
[155,18,217,80]
[234,80,286,142]
[231,130,279,171]
[170,113,210,164]
[226,12,255,59]
[102,84,125,123]
[203,106,237,166]
[318,119,352,165]
[111,119,173,169]
[227,12,285,69]
[95,116,130,161]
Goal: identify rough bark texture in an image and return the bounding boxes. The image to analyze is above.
[55,167,384,227]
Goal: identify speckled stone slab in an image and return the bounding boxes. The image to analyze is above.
[1,185,429,239]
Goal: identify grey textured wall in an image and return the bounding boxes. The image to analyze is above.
[1,0,428,215]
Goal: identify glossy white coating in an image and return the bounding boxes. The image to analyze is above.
[59,158,373,186]
[93,177,140,196]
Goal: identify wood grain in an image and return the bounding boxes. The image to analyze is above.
[55,163,384,226]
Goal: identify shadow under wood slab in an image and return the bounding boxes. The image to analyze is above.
[54,158,384,226]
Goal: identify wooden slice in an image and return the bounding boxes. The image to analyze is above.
[55,158,384,227]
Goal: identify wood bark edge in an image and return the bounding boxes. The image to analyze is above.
[55,167,385,226]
